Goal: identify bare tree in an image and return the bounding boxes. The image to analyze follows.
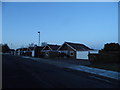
[41,42,47,46]
[28,43,37,47]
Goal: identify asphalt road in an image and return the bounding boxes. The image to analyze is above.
[2,54,119,88]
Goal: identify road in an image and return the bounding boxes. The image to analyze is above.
[2,54,119,88]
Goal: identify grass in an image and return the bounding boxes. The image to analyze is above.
[85,63,120,72]
[39,57,120,72]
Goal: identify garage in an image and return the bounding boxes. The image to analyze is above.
[76,51,89,59]
[76,51,98,60]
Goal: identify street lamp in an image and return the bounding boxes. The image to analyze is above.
[38,31,40,46]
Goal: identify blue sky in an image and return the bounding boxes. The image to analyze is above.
[2,2,118,49]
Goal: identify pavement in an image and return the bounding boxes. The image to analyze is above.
[21,56,120,81]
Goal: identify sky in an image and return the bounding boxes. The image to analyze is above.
[2,2,118,49]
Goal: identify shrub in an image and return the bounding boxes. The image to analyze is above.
[89,43,120,64]
[104,43,119,51]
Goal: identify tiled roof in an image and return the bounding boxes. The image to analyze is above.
[21,48,28,51]
[65,42,92,51]
[47,44,61,50]
[28,47,35,50]
[16,48,28,51]
[34,46,44,51]
[10,49,15,51]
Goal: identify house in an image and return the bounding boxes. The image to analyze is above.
[27,47,35,57]
[9,49,15,55]
[34,46,44,57]
[57,42,97,59]
[15,46,44,57]
[25,46,45,57]
[41,44,61,58]
[16,48,22,55]
[22,47,35,57]
[16,48,30,56]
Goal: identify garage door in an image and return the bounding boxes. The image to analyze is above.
[76,51,99,59]
[76,51,89,59]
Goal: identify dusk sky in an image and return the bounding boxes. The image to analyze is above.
[2,2,118,49]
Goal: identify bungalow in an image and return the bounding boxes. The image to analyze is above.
[16,48,22,55]
[57,42,97,60]
[15,46,44,57]
[9,49,15,55]
[16,48,31,56]
[41,44,60,58]
[28,47,35,57]
[34,46,44,57]
[25,47,35,57]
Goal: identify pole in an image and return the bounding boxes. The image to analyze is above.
[38,31,40,57]
[38,31,40,46]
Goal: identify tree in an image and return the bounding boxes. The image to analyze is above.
[41,42,47,46]
[2,44,10,53]
[28,43,37,47]
[0,44,2,52]
[104,43,120,51]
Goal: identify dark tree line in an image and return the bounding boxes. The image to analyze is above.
[89,43,120,64]
[0,44,10,53]
[103,43,120,51]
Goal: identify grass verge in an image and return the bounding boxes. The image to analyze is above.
[85,63,120,72]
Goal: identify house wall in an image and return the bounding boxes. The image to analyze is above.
[59,44,76,59]
[10,51,15,55]
[18,50,20,55]
[34,47,40,57]
[41,50,50,57]
[25,51,32,56]
[32,50,35,57]
[67,46,76,59]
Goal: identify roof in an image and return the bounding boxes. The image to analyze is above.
[10,49,15,51]
[65,42,91,51]
[58,42,92,51]
[28,47,35,50]
[47,44,61,50]
[34,46,44,51]
[16,48,28,51]
[42,44,61,50]
[21,48,28,51]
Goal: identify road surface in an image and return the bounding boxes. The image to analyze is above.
[2,54,119,88]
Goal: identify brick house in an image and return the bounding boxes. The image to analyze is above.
[41,44,60,57]
[34,46,44,57]
[26,47,35,57]
[10,49,15,55]
[16,48,29,56]
[16,48,23,55]
[57,42,95,59]
[25,46,43,57]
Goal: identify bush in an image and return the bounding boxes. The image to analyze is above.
[2,44,10,53]
[104,43,120,51]
[88,53,119,64]
[88,43,120,64]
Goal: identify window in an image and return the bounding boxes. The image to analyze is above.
[70,51,74,56]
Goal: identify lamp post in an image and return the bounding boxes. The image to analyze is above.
[38,31,40,46]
